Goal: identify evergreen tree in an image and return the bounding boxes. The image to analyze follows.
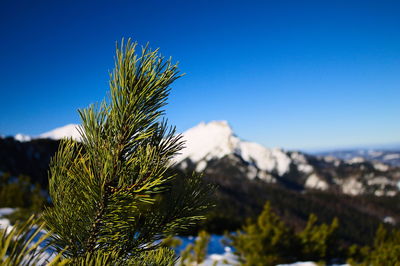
[229,202,297,265]
[179,230,210,265]
[349,224,400,265]
[0,172,47,223]
[229,202,342,265]
[297,214,339,262]
[42,39,214,264]
[0,216,64,266]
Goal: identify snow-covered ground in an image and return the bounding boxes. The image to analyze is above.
[0,208,57,264]
[0,207,15,230]
[277,263,317,266]
[1,210,347,266]
[175,235,238,265]
[175,235,348,266]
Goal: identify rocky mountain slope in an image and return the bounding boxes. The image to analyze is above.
[174,121,400,197]
[316,149,400,167]
[7,121,400,197]
[2,121,400,244]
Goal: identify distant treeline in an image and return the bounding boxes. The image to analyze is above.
[1,135,400,247]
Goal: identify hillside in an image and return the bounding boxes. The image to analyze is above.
[2,121,400,245]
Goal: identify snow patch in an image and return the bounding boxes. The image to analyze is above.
[0,218,10,229]
[201,249,238,266]
[14,133,32,142]
[277,262,317,266]
[383,154,400,160]
[196,160,208,172]
[342,178,364,195]
[0,207,16,216]
[174,121,292,176]
[246,165,258,180]
[258,171,277,183]
[347,157,365,164]
[383,216,396,225]
[373,162,389,172]
[0,208,15,231]
[305,174,328,191]
[39,124,81,141]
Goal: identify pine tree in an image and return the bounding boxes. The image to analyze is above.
[0,216,64,266]
[41,39,214,264]
[297,213,339,262]
[349,224,400,265]
[229,202,343,265]
[229,202,297,266]
[179,230,210,265]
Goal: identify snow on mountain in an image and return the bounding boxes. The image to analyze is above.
[304,174,329,191]
[12,124,82,142]
[173,121,400,197]
[316,149,400,167]
[39,124,81,141]
[9,120,399,196]
[174,121,292,176]
[14,133,32,142]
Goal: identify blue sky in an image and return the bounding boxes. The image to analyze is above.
[1,0,399,150]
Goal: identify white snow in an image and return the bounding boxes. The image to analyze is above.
[174,121,292,176]
[14,133,32,142]
[201,248,238,266]
[367,176,393,186]
[291,152,314,174]
[373,162,389,172]
[258,171,277,183]
[304,174,328,191]
[366,176,398,196]
[196,160,208,172]
[323,156,341,167]
[277,262,317,266]
[368,150,383,157]
[13,124,82,142]
[383,154,400,160]
[347,157,365,164]
[247,165,258,180]
[238,143,292,176]
[383,216,396,225]
[341,178,364,196]
[174,121,238,163]
[0,208,15,231]
[39,124,82,141]
[0,207,16,216]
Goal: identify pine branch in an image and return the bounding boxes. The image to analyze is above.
[43,38,214,262]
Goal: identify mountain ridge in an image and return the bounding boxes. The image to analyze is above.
[2,121,400,244]
[10,120,400,196]
[172,121,400,197]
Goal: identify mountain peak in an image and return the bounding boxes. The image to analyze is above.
[39,124,81,141]
[174,121,237,165]
[174,121,292,175]
[191,120,233,134]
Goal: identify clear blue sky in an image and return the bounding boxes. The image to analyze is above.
[1,0,399,150]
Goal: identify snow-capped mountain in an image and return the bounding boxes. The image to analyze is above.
[174,121,400,197]
[13,124,81,142]
[10,120,400,196]
[316,149,400,167]
[174,121,291,176]
[39,124,81,141]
